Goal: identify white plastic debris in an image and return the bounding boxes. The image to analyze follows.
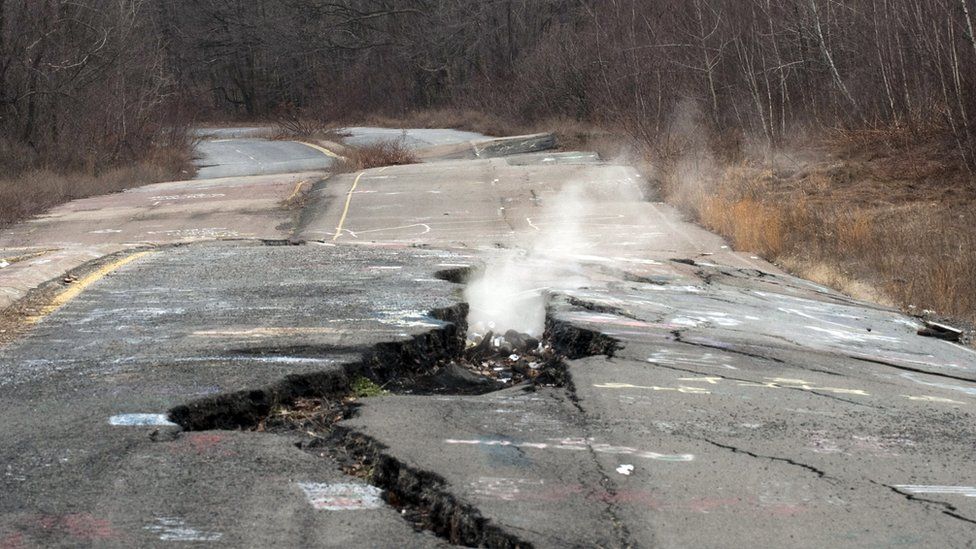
[509,354,520,361]
[528,362,540,369]
[616,464,634,476]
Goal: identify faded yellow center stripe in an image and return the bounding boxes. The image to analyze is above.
[27,251,153,324]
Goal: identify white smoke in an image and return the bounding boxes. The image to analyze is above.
[464,165,643,338]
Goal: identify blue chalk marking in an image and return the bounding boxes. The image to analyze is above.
[109,413,177,426]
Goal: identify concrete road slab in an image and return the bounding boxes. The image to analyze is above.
[0,172,318,310]
[194,139,334,180]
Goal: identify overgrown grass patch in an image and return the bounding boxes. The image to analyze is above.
[0,143,195,227]
[350,377,388,398]
[334,139,418,173]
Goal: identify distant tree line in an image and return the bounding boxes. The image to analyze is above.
[0,0,181,172]
[2,0,975,169]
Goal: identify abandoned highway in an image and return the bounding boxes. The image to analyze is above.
[1,128,974,547]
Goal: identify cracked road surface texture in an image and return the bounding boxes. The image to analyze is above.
[2,130,975,547]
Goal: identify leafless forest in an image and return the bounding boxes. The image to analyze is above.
[2,1,975,163]
[2,0,976,318]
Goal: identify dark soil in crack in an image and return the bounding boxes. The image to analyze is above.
[167,301,618,548]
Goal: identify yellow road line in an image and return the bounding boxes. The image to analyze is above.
[286,180,309,202]
[27,251,152,324]
[297,141,343,159]
[332,172,366,241]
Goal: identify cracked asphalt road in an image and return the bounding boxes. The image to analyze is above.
[1,129,975,547]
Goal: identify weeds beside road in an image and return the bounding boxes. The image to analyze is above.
[0,141,194,228]
[656,125,976,325]
[332,140,418,172]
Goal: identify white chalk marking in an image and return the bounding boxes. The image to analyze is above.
[805,325,899,343]
[893,485,976,497]
[145,517,222,542]
[904,395,965,404]
[471,477,545,501]
[352,223,431,236]
[670,317,703,328]
[901,372,976,396]
[948,341,976,357]
[149,193,226,201]
[109,414,176,426]
[445,438,694,462]
[298,482,384,510]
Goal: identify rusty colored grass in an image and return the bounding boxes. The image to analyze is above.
[658,135,976,323]
[699,197,787,258]
[334,139,418,173]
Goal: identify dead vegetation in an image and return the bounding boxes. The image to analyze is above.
[654,125,976,323]
[0,143,195,227]
[333,139,419,173]
[271,116,348,142]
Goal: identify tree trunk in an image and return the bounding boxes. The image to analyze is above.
[961,0,976,64]
[809,0,859,114]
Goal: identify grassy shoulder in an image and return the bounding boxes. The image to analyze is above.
[0,142,195,227]
[657,126,976,325]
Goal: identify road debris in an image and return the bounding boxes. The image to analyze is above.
[461,328,561,386]
[917,320,964,342]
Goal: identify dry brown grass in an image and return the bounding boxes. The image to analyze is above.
[0,144,194,227]
[334,139,418,173]
[658,128,976,323]
[271,116,348,142]
[700,197,788,258]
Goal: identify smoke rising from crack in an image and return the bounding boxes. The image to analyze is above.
[464,166,645,338]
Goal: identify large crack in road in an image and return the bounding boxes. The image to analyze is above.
[166,280,623,547]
